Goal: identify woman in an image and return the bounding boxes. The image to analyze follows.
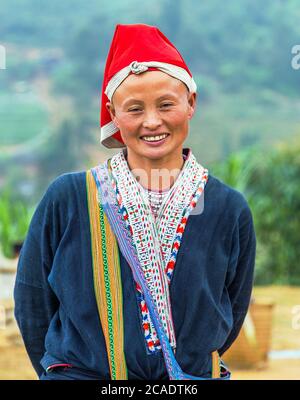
[14,24,256,380]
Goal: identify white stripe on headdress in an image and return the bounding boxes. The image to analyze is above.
[105,60,197,101]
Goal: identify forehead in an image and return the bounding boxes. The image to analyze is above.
[112,70,188,103]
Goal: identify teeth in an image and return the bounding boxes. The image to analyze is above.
[142,134,168,142]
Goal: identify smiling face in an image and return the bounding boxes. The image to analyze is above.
[106,70,196,165]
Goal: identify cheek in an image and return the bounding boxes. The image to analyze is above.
[166,110,189,128]
[116,115,139,134]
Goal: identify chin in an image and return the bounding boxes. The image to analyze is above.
[140,147,173,160]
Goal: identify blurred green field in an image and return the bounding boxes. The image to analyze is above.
[0,92,48,146]
[188,87,300,163]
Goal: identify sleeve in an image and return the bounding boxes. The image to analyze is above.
[13,176,68,377]
[218,201,256,357]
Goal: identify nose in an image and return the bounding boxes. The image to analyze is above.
[142,109,162,130]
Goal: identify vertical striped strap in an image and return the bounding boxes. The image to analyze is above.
[211,351,221,378]
[86,170,127,380]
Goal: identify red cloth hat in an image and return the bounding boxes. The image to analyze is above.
[100,23,197,148]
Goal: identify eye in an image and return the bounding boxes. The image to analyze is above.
[160,103,173,109]
[128,107,142,112]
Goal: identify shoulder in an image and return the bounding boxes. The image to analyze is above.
[33,171,88,219]
[44,171,87,202]
[205,173,253,223]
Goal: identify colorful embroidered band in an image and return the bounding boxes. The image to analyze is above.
[86,170,127,380]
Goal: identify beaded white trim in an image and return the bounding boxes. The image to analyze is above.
[145,188,170,219]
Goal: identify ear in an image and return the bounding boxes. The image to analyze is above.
[106,101,115,117]
[106,101,118,126]
[187,92,197,119]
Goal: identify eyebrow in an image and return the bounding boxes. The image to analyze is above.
[122,93,178,107]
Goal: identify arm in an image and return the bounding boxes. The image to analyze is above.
[218,203,256,356]
[14,178,65,377]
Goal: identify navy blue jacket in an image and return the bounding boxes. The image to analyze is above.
[14,171,256,379]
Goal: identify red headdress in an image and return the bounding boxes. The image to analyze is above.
[100,24,197,148]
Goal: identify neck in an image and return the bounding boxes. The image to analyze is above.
[125,148,185,191]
